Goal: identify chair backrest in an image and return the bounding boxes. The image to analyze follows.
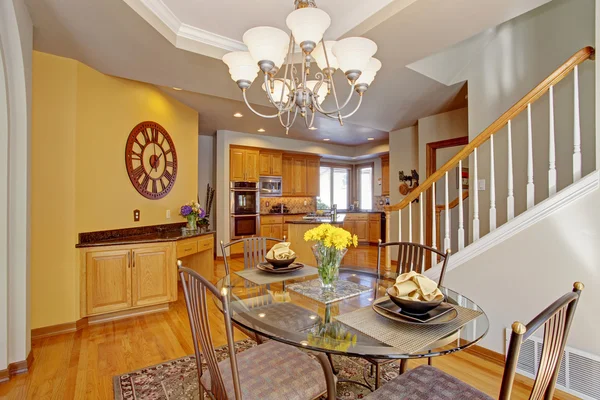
[220,236,285,275]
[500,282,584,400]
[376,240,450,286]
[178,261,242,400]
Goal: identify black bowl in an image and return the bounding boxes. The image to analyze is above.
[265,256,297,269]
[386,287,443,315]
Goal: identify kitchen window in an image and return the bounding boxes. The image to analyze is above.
[318,165,350,210]
[357,165,373,210]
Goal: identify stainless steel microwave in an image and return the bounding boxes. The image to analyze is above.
[259,176,282,197]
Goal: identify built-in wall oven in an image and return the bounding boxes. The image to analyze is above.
[230,182,260,239]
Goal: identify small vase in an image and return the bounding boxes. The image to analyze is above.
[186,215,198,230]
[312,243,348,290]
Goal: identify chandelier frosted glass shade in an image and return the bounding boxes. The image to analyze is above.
[222,51,260,84]
[243,27,290,68]
[313,41,339,71]
[262,79,293,104]
[305,80,328,104]
[286,8,331,50]
[333,37,378,74]
[356,58,382,86]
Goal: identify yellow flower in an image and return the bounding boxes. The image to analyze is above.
[304,224,357,249]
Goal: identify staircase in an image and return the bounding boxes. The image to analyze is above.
[383,46,596,281]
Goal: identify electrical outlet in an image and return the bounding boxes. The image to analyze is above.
[304,200,307,206]
[133,209,140,222]
[478,179,486,191]
[166,209,171,219]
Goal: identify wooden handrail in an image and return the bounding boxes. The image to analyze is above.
[385,46,595,212]
[435,191,469,213]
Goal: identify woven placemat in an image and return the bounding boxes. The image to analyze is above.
[235,265,318,285]
[335,303,482,355]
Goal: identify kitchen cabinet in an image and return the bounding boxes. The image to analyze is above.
[85,249,132,315]
[368,213,382,244]
[176,235,215,278]
[230,147,260,182]
[259,151,283,176]
[306,158,320,197]
[342,213,369,243]
[260,215,284,240]
[282,154,320,196]
[381,154,390,196]
[283,215,304,239]
[132,245,173,307]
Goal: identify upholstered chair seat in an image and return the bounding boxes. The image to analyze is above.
[201,340,328,400]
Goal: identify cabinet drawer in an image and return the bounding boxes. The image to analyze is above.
[262,215,283,225]
[177,241,198,258]
[197,236,213,252]
[354,213,369,221]
[369,213,381,221]
[283,215,304,223]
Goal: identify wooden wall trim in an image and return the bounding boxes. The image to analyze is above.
[0,350,34,383]
[464,343,505,367]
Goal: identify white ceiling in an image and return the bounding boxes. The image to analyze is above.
[25,0,551,146]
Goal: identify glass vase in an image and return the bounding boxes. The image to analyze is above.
[312,243,348,289]
[186,215,198,230]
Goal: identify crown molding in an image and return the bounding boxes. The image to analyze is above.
[122,0,247,59]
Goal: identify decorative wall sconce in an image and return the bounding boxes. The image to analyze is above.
[398,170,419,197]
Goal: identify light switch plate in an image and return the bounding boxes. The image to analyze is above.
[478,179,486,191]
[166,209,171,219]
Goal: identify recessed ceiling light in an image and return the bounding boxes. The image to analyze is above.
[309,126,318,130]
[323,138,330,141]
[172,87,182,91]
[233,112,243,118]
[367,137,375,141]
[258,128,266,133]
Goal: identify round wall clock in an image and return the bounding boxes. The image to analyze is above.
[125,121,178,200]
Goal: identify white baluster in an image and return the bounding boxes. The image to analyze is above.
[398,209,401,242]
[548,85,557,196]
[408,201,412,242]
[458,159,465,250]
[473,148,480,241]
[527,103,535,209]
[573,65,582,182]
[419,192,424,245]
[431,183,437,266]
[489,135,496,231]
[507,120,515,220]
[444,171,450,253]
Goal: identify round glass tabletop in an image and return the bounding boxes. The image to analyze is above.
[216,266,488,360]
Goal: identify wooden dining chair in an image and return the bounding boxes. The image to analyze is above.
[364,240,451,389]
[178,261,336,400]
[322,282,584,400]
[220,236,285,275]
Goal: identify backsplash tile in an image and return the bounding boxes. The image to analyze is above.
[373,196,390,212]
[261,197,316,214]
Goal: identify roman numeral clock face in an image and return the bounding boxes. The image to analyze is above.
[125,121,178,199]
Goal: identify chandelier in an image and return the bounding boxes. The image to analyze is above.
[222,0,381,134]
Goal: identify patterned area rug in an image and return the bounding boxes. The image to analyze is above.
[113,339,400,399]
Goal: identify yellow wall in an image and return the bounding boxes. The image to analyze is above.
[31,51,198,329]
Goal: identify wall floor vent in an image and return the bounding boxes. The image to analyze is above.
[505,328,600,399]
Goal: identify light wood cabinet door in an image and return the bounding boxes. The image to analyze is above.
[381,154,390,196]
[271,224,283,240]
[260,224,271,237]
[292,158,307,195]
[86,250,132,315]
[282,155,294,196]
[132,246,173,307]
[343,220,355,236]
[306,158,320,197]
[230,148,246,181]
[245,150,260,182]
[369,219,381,243]
[355,220,368,241]
[259,153,271,176]
[271,153,283,176]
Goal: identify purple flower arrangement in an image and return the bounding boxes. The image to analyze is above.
[180,201,207,230]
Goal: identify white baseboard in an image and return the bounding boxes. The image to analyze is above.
[425,170,600,281]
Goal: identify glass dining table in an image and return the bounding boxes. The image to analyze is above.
[215,266,489,361]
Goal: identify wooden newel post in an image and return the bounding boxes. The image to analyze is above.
[385,210,391,271]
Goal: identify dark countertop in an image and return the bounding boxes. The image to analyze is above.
[286,219,344,225]
[337,210,384,214]
[260,212,307,216]
[76,222,215,248]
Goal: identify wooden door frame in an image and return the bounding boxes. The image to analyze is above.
[425,136,468,265]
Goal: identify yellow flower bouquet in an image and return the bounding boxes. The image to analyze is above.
[304,224,358,288]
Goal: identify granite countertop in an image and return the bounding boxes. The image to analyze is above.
[287,218,344,225]
[337,210,384,214]
[260,212,307,216]
[76,222,215,248]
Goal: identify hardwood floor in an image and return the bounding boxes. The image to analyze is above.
[0,245,576,399]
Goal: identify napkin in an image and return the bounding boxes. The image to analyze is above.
[391,271,444,302]
[266,242,296,260]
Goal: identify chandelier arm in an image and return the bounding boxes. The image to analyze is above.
[312,81,357,115]
[278,108,299,130]
[242,90,281,118]
[322,95,363,119]
[278,34,295,105]
[263,73,294,112]
[321,39,343,122]
[303,107,316,128]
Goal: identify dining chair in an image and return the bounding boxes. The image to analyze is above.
[365,240,451,389]
[220,236,285,275]
[324,282,584,400]
[178,261,336,400]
